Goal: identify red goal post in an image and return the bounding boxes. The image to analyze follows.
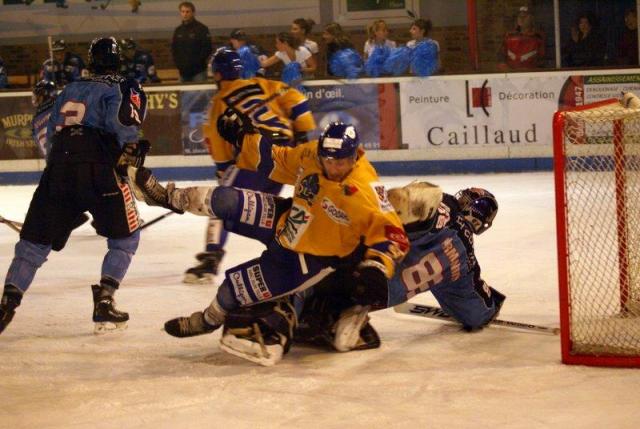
[553,96,640,367]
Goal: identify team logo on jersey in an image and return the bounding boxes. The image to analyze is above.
[240,190,258,225]
[342,184,358,196]
[130,88,141,109]
[259,195,276,229]
[247,264,272,301]
[280,203,312,247]
[321,197,350,226]
[229,270,251,305]
[371,182,394,212]
[296,173,319,204]
[435,203,450,230]
[384,225,409,252]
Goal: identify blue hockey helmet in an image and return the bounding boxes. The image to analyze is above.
[318,122,360,159]
[88,37,121,74]
[211,47,243,80]
[455,188,498,234]
[32,79,57,107]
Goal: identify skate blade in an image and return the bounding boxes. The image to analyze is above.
[182,273,214,285]
[333,307,369,352]
[94,321,128,335]
[219,334,283,367]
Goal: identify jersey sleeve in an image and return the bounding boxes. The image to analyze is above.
[270,80,315,133]
[358,180,409,278]
[235,133,301,185]
[108,79,147,145]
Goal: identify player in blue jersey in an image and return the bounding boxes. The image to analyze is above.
[119,38,161,84]
[294,182,505,353]
[31,79,57,158]
[0,37,150,335]
[40,39,89,87]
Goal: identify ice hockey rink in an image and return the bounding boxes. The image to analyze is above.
[1,172,638,429]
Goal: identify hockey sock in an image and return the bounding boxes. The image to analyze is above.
[4,239,50,293]
[102,232,140,283]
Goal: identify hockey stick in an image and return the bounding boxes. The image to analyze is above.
[0,215,22,233]
[394,303,560,335]
[139,211,175,231]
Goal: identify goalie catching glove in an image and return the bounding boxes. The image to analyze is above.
[126,166,183,214]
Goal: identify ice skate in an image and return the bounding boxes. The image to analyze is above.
[0,285,22,335]
[164,311,219,338]
[91,284,129,334]
[183,250,225,284]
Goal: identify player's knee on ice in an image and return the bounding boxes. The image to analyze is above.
[211,186,241,220]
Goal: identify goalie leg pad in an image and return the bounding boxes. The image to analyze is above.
[333,305,372,352]
[219,299,297,366]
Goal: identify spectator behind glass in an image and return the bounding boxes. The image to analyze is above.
[407,18,440,73]
[171,2,213,82]
[0,56,8,89]
[119,38,160,84]
[616,8,638,66]
[563,12,606,67]
[498,6,545,70]
[261,32,317,76]
[322,22,354,76]
[229,29,269,77]
[363,19,396,59]
[291,18,319,58]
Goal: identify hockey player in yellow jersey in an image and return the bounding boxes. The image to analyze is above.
[183,47,315,284]
[163,122,408,365]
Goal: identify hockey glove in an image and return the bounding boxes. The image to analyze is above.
[117,140,150,175]
[349,260,390,310]
[217,107,255,149]
[127,166,184,214]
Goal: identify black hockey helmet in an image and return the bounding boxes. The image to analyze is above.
[31,79,57,107]
[455,188,498,234]
[52,39,66,52]
[88,37,121,74]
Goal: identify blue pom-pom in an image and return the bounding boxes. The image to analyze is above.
[364,45,391,77]
[411,40,439,77]
[237,45,260,78]
[383,46,413,76]
[282,62,303,89]
[329,48,363,79]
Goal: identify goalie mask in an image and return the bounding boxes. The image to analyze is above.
[455,188,498,234]
[388,181,443,231]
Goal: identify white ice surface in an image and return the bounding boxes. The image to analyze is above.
[1,173,638,429]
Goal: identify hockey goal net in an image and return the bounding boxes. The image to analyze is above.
[554,96,640,367]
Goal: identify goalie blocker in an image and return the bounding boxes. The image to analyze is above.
[126,166,184,214]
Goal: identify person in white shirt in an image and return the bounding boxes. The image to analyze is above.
[291,18,319,57]
[261,32,317,76]
[363,19,396,59]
